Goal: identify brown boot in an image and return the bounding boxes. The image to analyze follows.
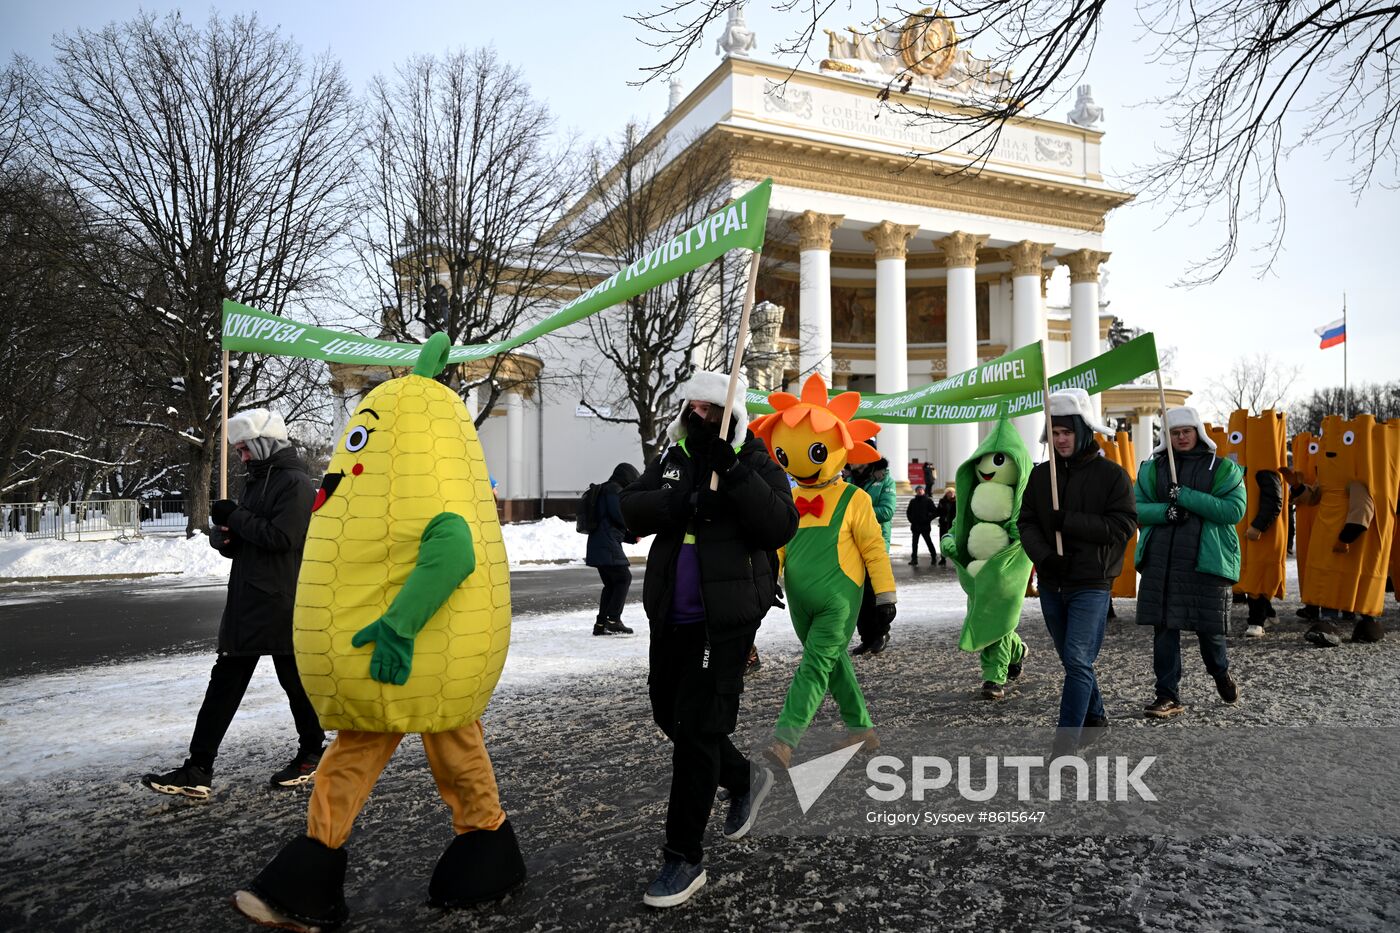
[1351,617,1385,643]
[764,741,793,771]
[842,729,880,752]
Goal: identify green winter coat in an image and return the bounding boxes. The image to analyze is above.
[941,417,1033,652]
[1134,456,1246,581]
[854,459,896,550]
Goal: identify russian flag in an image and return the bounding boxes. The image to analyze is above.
[1315,318,1346,349]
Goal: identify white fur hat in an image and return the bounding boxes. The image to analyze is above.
[227,408,289,445]
[667,369,749,442]
[1153,406,1215,454]
[1043,388,1115,439]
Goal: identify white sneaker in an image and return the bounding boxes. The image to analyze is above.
[1245,624,1266,638]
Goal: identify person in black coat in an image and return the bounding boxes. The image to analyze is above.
[906,484,938,566]
[586,462,641,636]
[936,486,957,566]
[619,370,797,909]
[141,409,323,800]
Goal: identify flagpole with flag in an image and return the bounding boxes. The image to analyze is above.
[1314,301,1349,415]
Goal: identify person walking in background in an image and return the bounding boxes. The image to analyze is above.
[620,370,796,909]
[585,462,641,636]
[849,439,897,655]
[1135,407,1245,718]
[141,409,323,799]
[906,484,938,566]
[936,485,958,566]
[1018,390,1136,753]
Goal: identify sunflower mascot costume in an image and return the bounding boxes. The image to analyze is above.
[750,373,895,768]
[233,334,525,931]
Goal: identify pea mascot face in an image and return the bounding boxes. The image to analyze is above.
[294,334,510,734]
[752,372,880,485]
[975,451,1019,486]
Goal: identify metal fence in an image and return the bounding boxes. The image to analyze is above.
[138,498,190,536]
[0,499,161,541]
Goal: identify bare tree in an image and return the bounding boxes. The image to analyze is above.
[357,48,582,423]
[1208,353,1302,419]
[632,1,1400,282]
[22,11,359,529]
[565,125,748,463]
[1294,381,1400,435]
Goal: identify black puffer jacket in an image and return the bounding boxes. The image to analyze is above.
[620,432,797,645]
[907,495,937,532]
[1019,448,1137,590]
[1136,448,1234,633]
[214,446,314,655]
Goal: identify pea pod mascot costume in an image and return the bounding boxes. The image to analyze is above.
[1292,414,1400,646]
[750,373,894,767]
[940,416,1032,699]
[234,334,525,932]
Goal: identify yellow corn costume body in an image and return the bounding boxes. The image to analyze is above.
[1096,431,1138,599]
[1228,409,1289,600]
[238,335,524,929]
[1290,433,1320,597]
[1297,414,1400,618]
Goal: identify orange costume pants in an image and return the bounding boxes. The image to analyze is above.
[307,720,506,850]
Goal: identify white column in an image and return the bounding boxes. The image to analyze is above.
[504,389,525,499]
[865,221,918,488]
[1133,410,1155,456]
[1061,249,1110,418]
[934,231,987,476]
[793,210,843,382]
[1003,241,1055,456]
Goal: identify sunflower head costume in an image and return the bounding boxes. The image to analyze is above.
[235,334,526,932]
[750,373,893,757]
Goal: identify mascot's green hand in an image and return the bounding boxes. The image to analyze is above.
[351,619,416,686]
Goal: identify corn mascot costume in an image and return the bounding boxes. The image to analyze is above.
[1096,431,1139,600]
[1290,414,1400,646]
[750,373,895,767]
[233,334,525,932]
[1222,410,1289,634]
[939,416,1032,700]
[1291,433,1320,600]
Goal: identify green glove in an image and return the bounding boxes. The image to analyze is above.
[351,619,417,685]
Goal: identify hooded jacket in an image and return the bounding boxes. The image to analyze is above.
[586,463,640,567]
[1018,416,1137,590]
[215,446,315,655]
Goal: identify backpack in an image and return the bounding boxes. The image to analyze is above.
[575,484,602,534]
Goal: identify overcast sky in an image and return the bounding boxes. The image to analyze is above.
[7,1,1396,415]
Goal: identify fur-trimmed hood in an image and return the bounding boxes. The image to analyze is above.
[666,369,749,442]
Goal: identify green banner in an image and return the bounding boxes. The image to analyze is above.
[745,334,1159,425]
[222,179,774,365]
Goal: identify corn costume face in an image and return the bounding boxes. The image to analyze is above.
[941,417,1032,687]
[750,374,894,752]
[236,335,525,931]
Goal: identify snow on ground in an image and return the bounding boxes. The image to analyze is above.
[0,571,969,785]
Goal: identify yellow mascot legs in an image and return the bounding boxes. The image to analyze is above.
[308,720,506,849]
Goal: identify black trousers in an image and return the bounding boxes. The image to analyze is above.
[648,622,753,864]
[595,564,632,622]
[188,653,324,771]
[910,527,937,562]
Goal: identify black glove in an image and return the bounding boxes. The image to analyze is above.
[876,602,897,626]
[207,527,234,550]
[1165,504,1189,525]
[704,434,739,475]
[1038,554,1071,578]
[773,582,786,610]
[693,486,720,523]
[1166,483,1182,504]
[210,499,237,524]
[1338,522,1366,544]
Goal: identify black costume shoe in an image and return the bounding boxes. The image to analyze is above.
[1296,605,1320,621]
[851,642,874,657]
[142,760,212,800]
[1350,617,1385,643]
[270,747,322,788]
[233,836,348,932]
[1304,621,1342,648]
[869,634,891,655]
[429,820,527,907]
[1007,644,1028,681]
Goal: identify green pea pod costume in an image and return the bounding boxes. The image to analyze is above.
[940,416,1033,682]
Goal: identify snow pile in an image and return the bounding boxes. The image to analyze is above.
[0,515,651,580]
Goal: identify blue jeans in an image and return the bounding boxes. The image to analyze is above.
[1040,588,1110,734]
[1152,626,1228,704]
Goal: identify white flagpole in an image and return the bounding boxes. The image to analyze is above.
[1343,292,1349,418]
[713,250,763,492]
[1039,343,1063,556]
